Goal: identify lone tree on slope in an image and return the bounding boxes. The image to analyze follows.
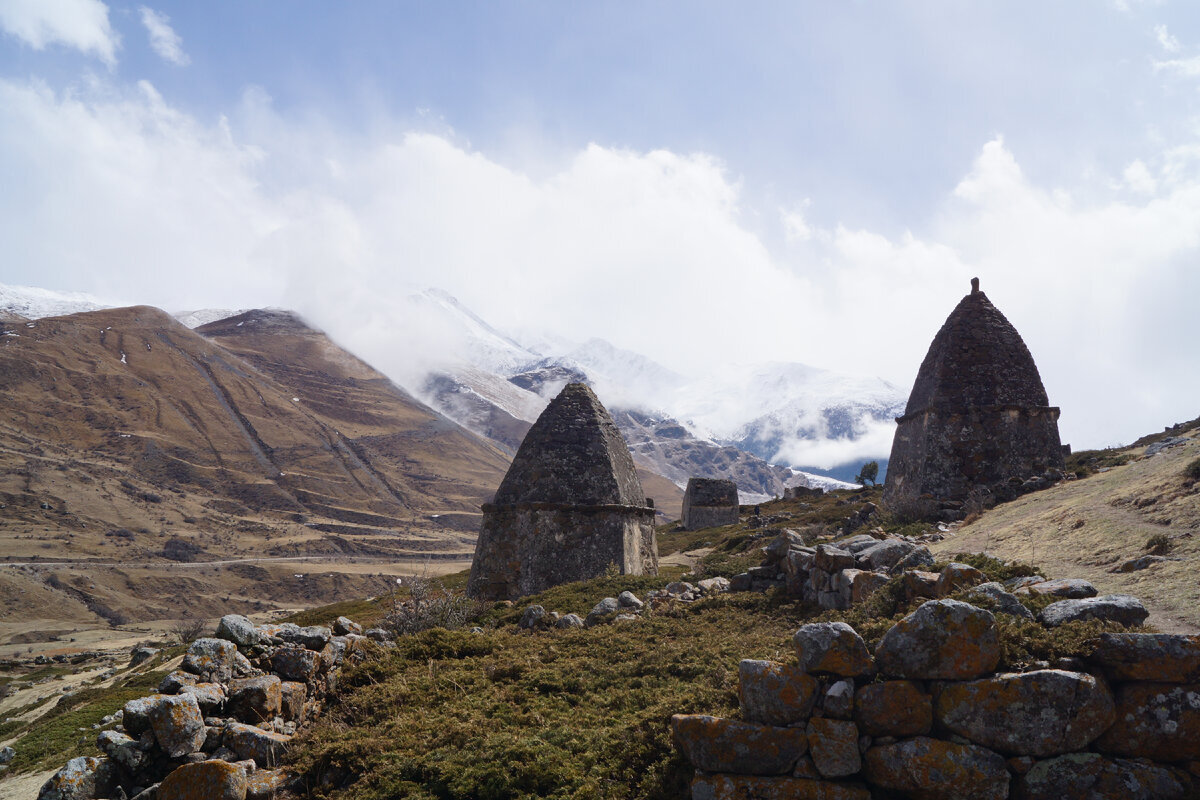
[855,461,879,487]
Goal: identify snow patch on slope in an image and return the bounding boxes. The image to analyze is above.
[0,282,114,319]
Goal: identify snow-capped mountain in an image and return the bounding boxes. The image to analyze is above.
[174,308,250,329]
[402,287,892,495]
[0,282,114,320]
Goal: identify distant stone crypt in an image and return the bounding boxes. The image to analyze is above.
[884,278,1064,513]
[680,477,739,530]
[466,382,658,600]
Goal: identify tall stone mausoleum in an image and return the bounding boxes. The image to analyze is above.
[884,279,1064,512]
[681,478,740,530]
[467,382,659,600]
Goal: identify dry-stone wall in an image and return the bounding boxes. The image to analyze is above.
[681,478,740,530]
[37,614,380,800]
[672,598,1196,800]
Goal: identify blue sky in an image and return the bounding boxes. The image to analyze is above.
[2,0,1200,453]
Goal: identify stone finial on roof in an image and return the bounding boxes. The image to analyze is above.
[971,277,980,294]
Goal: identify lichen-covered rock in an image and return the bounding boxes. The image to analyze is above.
[157,759,248,800]
[935,562,987,597]
[737,660,818,726]
[1088,633,1200,682]
[1094,682,1200,761]
[37,756,114,800]
[855,539,917,572]
[1013,752,1191,800]
[967,581,1035,620]
[814,544,855,573]
[272,645,321,682]
[935,669,1114,756]
[277,624,331,651]
[181,682,227,715]
[793,622,875,677]
[585,597,619,627]
[1017,578,1097,599]
[698,576,731,595]
[555,613,584,629]
[149,692,207,757]
[279,680,307,723]
[245,768,292,800]
[854,680,931,737]
[671,714,807,775]
[875,599,999,679]
[224,722,292,768]
[183,638,240,683]
[806,718,860,778]
[519,605,548,630]
[690,774,870,800]
[123,694,166,736]
[96,730,144,772]
[863,737,1009,800]
[216,614,265,648]
[821,679,854,720]
[332,615,362,636]
[901,569,940,602]
[617,590,643,609]
[228,675,282,723]
[1039,595,1149,628]
[159,670,198,695]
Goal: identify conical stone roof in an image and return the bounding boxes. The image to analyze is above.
[491,382,647,508]
[903,281,1049,417]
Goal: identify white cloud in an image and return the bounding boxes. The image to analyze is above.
[1154,55,1200,78]
[1154,24,1180,53]
[0,0,118,65]
[3,74,1200,454]
[139,6,188,66]
[1123,159,1157,194]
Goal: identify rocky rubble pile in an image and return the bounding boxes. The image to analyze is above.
[37,614,373,800]
[673,598,1194,800]
[516,579,734,632]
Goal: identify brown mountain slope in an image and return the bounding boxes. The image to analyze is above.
[0,306,510,633]
[931,430,1200,632]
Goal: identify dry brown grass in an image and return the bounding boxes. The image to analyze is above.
[931,431,1200,632]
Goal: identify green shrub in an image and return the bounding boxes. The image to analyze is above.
[1185,457,1200,482]
[1145,533,1174,555]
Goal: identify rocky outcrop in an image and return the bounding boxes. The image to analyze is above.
[37,613,369,800]
[468,383,658,600]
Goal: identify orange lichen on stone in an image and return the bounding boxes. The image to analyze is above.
[738,659,819,726]
[1095,682,1200,761]
[854,680,932,737]
[157,759,248,800]
[671,714,807,776]
[690,773,871,800]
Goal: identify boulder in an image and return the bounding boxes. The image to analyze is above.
[518,605,548,630]
[854,539,916,571]
[1113,555,1171,573]
[690,774,870,800]
[814,544,855,573]
[159,670,197,695]
[890,546,935,574]
[1014,752,1190,800]
[901,569,940,602]
[671,714,807,775]
[149,693,207,757]
[967,581,1034,620]
[764,530,805,560]
[1094,682,1200,761]
[180,682,227,715]
[157,759,248,800]
[821,679,854,720]
[585,597,619,627]
[618,590,643,609]
[1088,633,1200,682]
[875,599,999,680]
[245,768,292,800]
[96,730,144,772]
[277,624,332,651]
[697,577,731,595]
[935,670,1115,756]
[129,646,159,667]
[183,638,240,683]
[215,614,265,648]
[806,718,860,778]
[863,737,1009,800]
[854,680,931,738]
[279,681,307,723]
[224,722,293,767]
[272,645,322,682]
[332,616,362,636]
[934,562,987,597]
[555,613,584,629]
[1017,578,1097,599]
[737,660,818,726]
[36,756,114,800]
[228,675,282,723]
[793,622,875,677]
[1039,595,1149,628]
[123,694,167,736]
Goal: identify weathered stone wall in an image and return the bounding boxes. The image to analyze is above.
[886,404,1064,511]
[672,600,1198,800]
[468,503,658,599]
[681,478,739,530]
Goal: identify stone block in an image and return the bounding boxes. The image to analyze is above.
[1088,633,1200,682]
[223,722,292,768]
[670,714,807,775]
[149,693,207,757]
[934,562,987,597]
[934,669,1114,756]
[1039,595,1149,628]
[875,599,999,680]
[854,680,931,737]
[806,718,860,778]
[228,675,282,723]
[157,759,248,800]
[793,622,874,677]
[737,659,819,727]
[1014,752,1191,800]
[1094,682,1200,761]
[863,737,1009,800]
